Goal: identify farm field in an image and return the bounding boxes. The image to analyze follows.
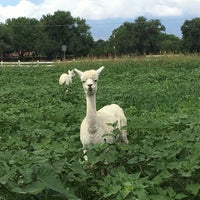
[0,56,200,200]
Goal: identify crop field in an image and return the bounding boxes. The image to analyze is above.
[0,56,200,200]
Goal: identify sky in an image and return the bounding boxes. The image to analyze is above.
[0,0,200,40]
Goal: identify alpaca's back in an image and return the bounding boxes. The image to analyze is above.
[59,73,71,85]
[98,104,127,128]
[80,104,128,146]
[98,104,128,144]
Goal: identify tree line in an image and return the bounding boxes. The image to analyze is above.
[0,10,200,60]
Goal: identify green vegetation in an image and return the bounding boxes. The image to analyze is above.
[1,11,200,59]
[0,11,93,60]
[0,56,200,199]
[181,18,200,53]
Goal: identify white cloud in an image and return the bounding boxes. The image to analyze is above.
[149,5,182,17]
[0,0,39,21]
[0,0,200,23]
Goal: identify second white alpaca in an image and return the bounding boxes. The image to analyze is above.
[74,66,128,151]
[59,70,75,85]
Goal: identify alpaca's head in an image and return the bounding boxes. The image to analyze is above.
[68,70,75,77]
[74,66,104,95]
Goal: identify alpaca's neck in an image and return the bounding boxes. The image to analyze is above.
[86,94,98,134]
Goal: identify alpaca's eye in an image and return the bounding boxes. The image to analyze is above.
[82,80,86,83]
[94,80,97,82]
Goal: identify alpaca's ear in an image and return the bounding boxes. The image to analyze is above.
[74,68,83,78]
[96,66,104,75]
[71,69,75,76]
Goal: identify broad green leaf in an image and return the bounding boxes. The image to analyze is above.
[153,170,172,184]
[175,193,188,199]
[12,187,26,194]
[149,195,168,200]
[103,185,121,198]
[69,162,87,176]
[0,174,10,185]
[22,181,46,195]
[128,157,138,164]
[186,183,200,195]
[37,165,79,199]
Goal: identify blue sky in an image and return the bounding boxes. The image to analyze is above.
[0,0,41,6]
[0,0,199,40]
[88,17,186,40]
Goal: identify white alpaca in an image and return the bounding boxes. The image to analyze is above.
[74,66,128,152]
[59,70,75,85]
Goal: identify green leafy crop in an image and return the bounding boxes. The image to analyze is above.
[0,56,200,199]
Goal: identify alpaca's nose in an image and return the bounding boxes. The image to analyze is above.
[87,84,93,88]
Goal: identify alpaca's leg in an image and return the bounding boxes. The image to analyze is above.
[120,129,129,143]
[83,149,88,161]
[118,117,128,143]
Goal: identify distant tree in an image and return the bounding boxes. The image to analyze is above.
[69,17,94,57]
[91,39,109,57]
[40,11,74,59]
[109,23,134,55]
[40,11,94,59]
[160,34,183,53]
[143,18,165,54]
[0,23,13,59]
[181,18,200,53]
[6,17,40,59]
[35,32,57,60]
[109,16,165,55]
[132,17,150,54]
